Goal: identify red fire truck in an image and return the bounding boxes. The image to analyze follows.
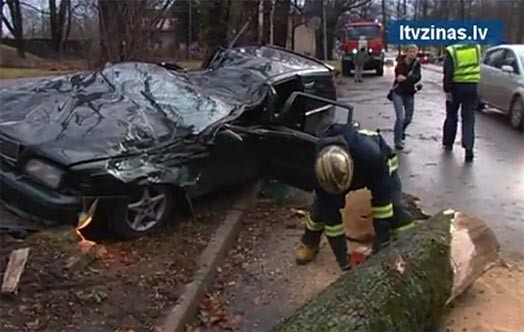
[340,20,385,76]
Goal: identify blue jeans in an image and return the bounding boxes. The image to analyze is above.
[392,92,414,146]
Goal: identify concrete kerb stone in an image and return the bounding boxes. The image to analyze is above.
[161,180,263,332]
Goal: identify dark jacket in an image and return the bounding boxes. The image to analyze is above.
[443,49,478,94]
[394,55,421,96]
[311,124,396,224]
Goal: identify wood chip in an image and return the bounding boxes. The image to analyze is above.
[2,248,30,296]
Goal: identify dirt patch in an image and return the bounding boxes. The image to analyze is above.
[185,198,332,332]
[0,209,226,332]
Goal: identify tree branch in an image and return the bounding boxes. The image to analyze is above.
[289,0,304,15]
[2,16,15,35]
[342,0,373,11]
[19,0,50,15]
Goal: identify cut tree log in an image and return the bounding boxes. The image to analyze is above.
[1,248,30,296]
[273,210,500,332]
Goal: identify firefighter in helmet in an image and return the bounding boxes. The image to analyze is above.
[295,121,414,270]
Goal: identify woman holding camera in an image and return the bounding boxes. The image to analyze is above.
[391,44,421,150]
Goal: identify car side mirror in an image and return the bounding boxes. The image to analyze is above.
[501,65,514,74]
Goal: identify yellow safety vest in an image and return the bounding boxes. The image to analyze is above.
[446,44,481,83]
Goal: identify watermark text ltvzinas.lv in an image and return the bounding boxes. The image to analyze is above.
[388,20,504,45]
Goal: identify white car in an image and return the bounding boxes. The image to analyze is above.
[478,44,524,130]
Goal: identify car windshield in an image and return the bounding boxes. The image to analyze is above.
[347,25,379,40]
[101,62,235,134]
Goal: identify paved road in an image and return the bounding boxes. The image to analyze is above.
[336,66,524,259]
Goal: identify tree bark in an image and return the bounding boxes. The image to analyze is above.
[1,0,4,42]
[262,0,272,44]
[273,0,290,47]
[519,0,524,43]
[6,0,24,58]
[273,210,500,332]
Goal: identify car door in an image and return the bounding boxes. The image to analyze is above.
[300,72,338,135]
[253,90,354,192]
[479,47,506,107]
[498,49,521,112]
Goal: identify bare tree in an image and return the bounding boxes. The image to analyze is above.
[3,0,25,57]
[306,0,373,60]
[98,0,175,63]
[273,0,291,47]
[518,0,524,43]
[49,0,72,54]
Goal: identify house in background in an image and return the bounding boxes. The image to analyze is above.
[287,8,316,57]
[292,23,316,56]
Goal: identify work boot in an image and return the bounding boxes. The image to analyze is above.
[295,242,319,265]
[327,235,350,270]
[372,219,391,254]
[465,149,474,163]
[443,145,453,152]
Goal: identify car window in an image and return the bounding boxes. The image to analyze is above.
[483,48,506,68]
[503,49,521,74]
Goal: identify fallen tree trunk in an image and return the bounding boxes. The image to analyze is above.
[274,210,500,332]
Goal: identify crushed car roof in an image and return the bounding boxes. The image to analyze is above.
[0,62,268,165]
[208,45,333,79]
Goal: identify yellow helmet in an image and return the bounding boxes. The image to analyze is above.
[314,145,354,195]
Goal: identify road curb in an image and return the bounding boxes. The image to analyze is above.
[161,180,263,332]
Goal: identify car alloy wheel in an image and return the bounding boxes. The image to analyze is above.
[125,187,168,232]
[509,97,524,130]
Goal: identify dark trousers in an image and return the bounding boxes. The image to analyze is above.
[443,84,477,150]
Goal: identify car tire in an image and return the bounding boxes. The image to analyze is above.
[376,65,384,76]
[110,185,174,239]
[509,96,524,131]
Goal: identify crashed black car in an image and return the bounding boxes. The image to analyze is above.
[0,45,352,238]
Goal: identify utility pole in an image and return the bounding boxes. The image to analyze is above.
[270,0,276,44]
[258,0,264,44]
[188,0,192,60]
[322,0,327,60]
[381,0,387,51]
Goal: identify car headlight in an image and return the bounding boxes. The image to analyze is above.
[352,49,357,54]
[24,159,64,189]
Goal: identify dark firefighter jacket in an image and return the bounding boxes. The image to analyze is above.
[310,123,398,228]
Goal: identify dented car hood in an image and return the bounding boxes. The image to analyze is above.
[0,62,268,166]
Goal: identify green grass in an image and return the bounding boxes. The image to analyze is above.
[177,60,203,70]
[0,67,61,79]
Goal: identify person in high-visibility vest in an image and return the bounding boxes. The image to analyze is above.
[442,43,481,162]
